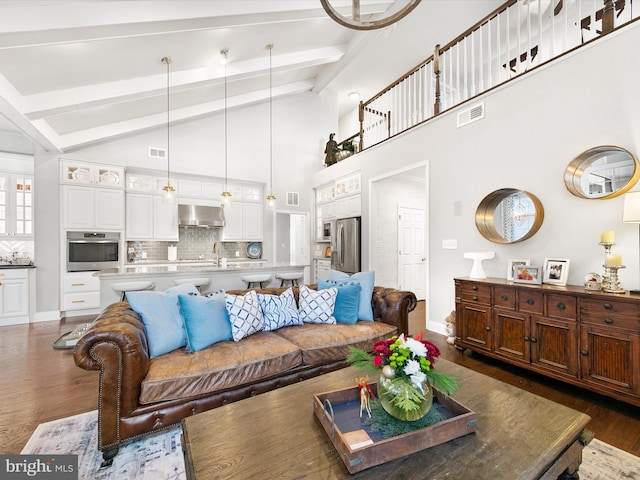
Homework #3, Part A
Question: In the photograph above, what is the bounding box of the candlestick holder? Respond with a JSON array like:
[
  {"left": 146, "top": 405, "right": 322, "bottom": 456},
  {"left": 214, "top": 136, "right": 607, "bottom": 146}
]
[
  {"left": 599, "top": 242, "right": 614, "bottom": 290},
  {"left": 602, "top": 264, "right": 626, "bottom": 293}
]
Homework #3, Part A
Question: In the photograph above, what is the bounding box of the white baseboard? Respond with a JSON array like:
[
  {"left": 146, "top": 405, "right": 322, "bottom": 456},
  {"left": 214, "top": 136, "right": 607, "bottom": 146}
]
[
  {"left": 32, "top": 310, "right": 61, "bottom": 323},
  {"left": 427, "top": 321, "right": 446, "bottom": 336}
]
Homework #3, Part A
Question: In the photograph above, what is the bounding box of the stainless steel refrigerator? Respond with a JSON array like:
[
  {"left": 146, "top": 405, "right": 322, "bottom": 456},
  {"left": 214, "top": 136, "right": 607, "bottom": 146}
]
[{"left": 331, "top": 217, "right": 361, "bottom": 274}]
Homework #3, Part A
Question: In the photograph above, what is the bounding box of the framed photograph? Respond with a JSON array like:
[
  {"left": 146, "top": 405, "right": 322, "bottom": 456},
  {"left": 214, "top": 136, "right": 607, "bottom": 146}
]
[
  {"left": 507, "top": 259, "right": 530, "bottom": 281},
  {"left": 543, "top": 258, "right": 571, "bottom": 286},
  {"left": 512, "top": 265, "right": 543, "bottom": 284}
]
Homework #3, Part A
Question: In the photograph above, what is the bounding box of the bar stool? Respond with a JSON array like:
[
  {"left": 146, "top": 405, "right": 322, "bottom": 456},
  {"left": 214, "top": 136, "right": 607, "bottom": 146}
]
[
  {"left": 241, "top": 274, "right": 272, "bottom": 289},
  {"left": 275, "top": 272, "right": 303, "bottom": 287},
  {"left": 174, "top": 278, "right": 210, "bottom": 294},
  {"left": 111, "top": 280, "right": 155, "bottom": 301}
]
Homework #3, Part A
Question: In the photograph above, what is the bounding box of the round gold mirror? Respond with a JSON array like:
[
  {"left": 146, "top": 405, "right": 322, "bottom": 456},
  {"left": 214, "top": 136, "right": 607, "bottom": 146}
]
[
  {"left": 564, "top": 145, "right": 640, "bottom": 199},
  {"left": 475, "top": 189, "right": 544, "bottom": 244}
]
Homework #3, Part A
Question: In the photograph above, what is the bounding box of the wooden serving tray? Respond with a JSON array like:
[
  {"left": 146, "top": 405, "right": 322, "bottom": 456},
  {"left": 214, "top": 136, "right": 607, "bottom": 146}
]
[{"left": 313, "top": 384, "right": 477, "bottom": 474}]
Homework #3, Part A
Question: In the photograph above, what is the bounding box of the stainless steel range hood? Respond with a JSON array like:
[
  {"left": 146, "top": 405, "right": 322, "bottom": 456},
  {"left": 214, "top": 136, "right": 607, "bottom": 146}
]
[{"left": 178, "top": 204, "right": 225, "bottom": 227}]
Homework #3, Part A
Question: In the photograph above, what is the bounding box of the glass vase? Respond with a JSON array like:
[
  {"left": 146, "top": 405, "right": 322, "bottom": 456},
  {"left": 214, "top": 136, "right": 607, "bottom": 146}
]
[{"left": 377, "top": 374, "right": 433, "bottom": 422}]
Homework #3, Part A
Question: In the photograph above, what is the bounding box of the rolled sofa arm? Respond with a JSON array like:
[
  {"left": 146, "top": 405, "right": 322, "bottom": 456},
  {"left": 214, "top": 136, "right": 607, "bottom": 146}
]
[
  {"left": 73, "top": 302, "right": 150, "bottom": 449},
  {"left": 372, "top": 287, "right": 417, "bottom": 335}
]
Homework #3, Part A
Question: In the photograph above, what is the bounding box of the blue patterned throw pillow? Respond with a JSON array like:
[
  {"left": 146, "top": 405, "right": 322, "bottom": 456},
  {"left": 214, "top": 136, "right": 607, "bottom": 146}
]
[
  {"left": 225, "top": 290, "right": 264, "bottom": 341},
  {"left": 298, "top": 285, "right": 337, "bottom": 324},
  {"left": 258, "top": 288, "right": 302, "bottom": 331}
]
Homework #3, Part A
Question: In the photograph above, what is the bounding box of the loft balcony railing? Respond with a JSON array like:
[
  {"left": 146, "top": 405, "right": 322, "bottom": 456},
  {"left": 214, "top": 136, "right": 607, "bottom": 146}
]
[{"left": 345, "top": 0, "right": 638, "bottom": 153}]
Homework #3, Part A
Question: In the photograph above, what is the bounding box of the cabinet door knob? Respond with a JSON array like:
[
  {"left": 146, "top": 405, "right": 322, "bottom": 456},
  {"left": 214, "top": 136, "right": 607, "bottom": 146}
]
[
  {"left": 472, "top": 286, "right": 478, "bottom": 291},
  {"left": 603, "top": 303, "right": 613, "bottom": 310},
  {"left": 501, "top": 295, "right": 508, "bottom": 301},
  {"left": 530, "top": 337, "right": 537, "bottom": 343},
  {"left": 604, "top": 317, "right": 613, "bottom": 324},
  {"left": 473, "top": 296, "right": 478, "bottom": 301},
  {"left": 581, "top": 350, "right": 589, "bottom": 356},
  {"left": 557, "top": 303, "right": 566, "bottom": 310},
  {"left": 524, "top": 336, "right": 530, "bottom": 342},
  {"left": 485, "top": 326, "right": 491, "bottom": 331},
  {"left": 527, "top": 299, "right": 535, "bottom": 305}
]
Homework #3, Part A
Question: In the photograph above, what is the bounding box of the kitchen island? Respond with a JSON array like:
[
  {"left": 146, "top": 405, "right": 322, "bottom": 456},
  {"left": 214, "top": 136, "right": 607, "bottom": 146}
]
[{"left": 95, "top": 261, "right": 309, "bottom": 310}]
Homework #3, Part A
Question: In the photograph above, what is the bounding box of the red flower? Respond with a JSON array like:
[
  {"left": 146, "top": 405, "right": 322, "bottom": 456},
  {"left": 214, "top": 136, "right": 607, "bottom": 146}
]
[
  {"left": 373, "top": 355, "right": 383, "bottom": 367},
  {"left": 421, "top": 340, "right": 441, "bottom": 365}
]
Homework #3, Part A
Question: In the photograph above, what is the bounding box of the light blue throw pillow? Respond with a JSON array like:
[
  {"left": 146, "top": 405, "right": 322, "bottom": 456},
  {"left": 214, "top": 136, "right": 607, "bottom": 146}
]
[
  {"left": 178, "top": 294, "right": 232, "bottom": 352},
  {"left": 225, "top": 290, "right": 265, "bottom": 341},
  {"left": 328, "top": 270, "right": 375, "bottom": 321},
  {"left": 164, "top": 283, "right": 200, "bottom": 296},
  {"left": 298, "top": 285, "right": 337, "bottom": 324},
  {"left": 258, "top": 288, "right": 302, "bottom": 331},
  {"left": 126, "top": 290, "right": 187, "bottom": 358},
  {"left": 318, "top": 279, "right": 361, "bottom": 324}
]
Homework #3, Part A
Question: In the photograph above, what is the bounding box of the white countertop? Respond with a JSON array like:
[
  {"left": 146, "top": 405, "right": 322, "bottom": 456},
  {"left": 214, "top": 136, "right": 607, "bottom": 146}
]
[{"left": 95, "top": 262, "right": 307, "bottom": 277}]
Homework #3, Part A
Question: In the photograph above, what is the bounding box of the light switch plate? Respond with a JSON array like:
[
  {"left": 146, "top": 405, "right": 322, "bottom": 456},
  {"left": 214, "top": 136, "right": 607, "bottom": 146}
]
[{"left": 442, "top": 239, "right": 457, "bottom": 249}]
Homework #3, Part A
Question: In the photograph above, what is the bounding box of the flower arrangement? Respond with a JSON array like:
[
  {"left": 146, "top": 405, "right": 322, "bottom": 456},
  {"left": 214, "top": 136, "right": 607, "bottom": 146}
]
[{"left": 348, "top": 333, "right": 458, "bottom": 417}]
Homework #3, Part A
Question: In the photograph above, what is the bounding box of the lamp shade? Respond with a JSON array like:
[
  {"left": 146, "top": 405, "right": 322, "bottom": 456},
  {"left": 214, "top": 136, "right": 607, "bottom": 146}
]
[{"left": 622, "top": 191, "right": 640, "bottom": 223}]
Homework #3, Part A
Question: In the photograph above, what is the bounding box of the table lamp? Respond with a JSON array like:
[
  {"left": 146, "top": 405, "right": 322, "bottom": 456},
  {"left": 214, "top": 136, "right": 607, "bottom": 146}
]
[{"left": 622, "top": 191, "right": 640, "bottom": 294}]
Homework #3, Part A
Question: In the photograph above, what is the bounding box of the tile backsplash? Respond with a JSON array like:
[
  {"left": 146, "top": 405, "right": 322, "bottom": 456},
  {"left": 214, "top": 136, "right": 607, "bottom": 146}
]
[
  {"left": 126, "top": 227, "right": 259, "bottom": 262},
  {"left": 0, "top": 240, "right": 34, "bottom": 263}
]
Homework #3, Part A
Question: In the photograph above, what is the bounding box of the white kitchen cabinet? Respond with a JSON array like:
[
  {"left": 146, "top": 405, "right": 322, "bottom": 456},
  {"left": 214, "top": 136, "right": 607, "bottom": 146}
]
[
  {"left": 242, "top": 185, "right": 262, "bottom": 203},
  {"left": 62, "top": 272, "right": 100, "bottom": 312},
  {"left": 125, "top": 193, "right": 178, "bottom": 240},
  {"left": 0, "top": 173, "right": 34, "bottom": 238},
  {"left": 314, "top": 258, "right": 331, "bottom": 282},
  {"left": 336, "top": 194, "right": 361, "bottom": 219},
  {"left": 62, "top": 185, "right": 125, "bottom": 230},
  {"left": 0, "top": 268, "right": 30, "bottom": 325},
  {"left": 178, "top": 179, "right": 202, "bottom": 197},
  {"left": 221, "top": 202, "right": 263, "bottom": 241},
  {"left": 335, "top": 172, "right": 361, "bottom": 198},
  {"left": 61, "top": 160, "right": 124, "bottom": 188},
  {"left": 316, "top": 183, "right": 335, "bottom": 204},
  {"left": 321, "top": 201, "right": 336, "bottom": 220}
]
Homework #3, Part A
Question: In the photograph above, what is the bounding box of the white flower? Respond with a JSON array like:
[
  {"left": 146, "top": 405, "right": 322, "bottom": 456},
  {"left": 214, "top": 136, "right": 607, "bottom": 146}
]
[
  {"left": 404, "top": 337, "right": 427, "bottom": 358},
  {"left": 404, "top": 359, "right": 421, "bottom": 376}
]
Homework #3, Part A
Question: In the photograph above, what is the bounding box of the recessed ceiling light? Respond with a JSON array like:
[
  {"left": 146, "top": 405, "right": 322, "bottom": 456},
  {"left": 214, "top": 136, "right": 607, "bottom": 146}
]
[{"left": 348, "top": 92, "right": 360, "bottom": 101}]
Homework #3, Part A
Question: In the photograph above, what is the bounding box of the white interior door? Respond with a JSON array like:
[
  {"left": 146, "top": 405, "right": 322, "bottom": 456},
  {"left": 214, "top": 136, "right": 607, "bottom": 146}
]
[
  {"left": 290, "top": 213, "right": 309, "bottom": 265},
  {"left": 398, "top": 206, "right": 425, "bottom": 300}
]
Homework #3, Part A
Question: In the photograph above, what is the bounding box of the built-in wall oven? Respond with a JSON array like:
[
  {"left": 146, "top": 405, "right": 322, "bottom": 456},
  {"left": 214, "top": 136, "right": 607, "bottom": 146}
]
[{"left": 66, "top": 231, "right": 120, "bottom": 272}]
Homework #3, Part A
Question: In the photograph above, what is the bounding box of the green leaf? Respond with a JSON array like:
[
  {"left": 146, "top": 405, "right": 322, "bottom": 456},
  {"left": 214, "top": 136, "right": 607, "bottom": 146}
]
[{"left": 427, "top": 371, "right": 459, "bottom": 397}]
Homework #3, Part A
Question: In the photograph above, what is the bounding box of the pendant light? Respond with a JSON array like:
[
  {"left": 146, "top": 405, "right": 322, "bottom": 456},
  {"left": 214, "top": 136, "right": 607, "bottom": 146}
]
[
  {"left": 161, "top": 56, "right": 176, "bottom": 203},
  {"left": 220, "top": 49, "right": 232, "bottom": 206},
  {"left": 265, "top": 43, "right": 276, "bottom": 210}
]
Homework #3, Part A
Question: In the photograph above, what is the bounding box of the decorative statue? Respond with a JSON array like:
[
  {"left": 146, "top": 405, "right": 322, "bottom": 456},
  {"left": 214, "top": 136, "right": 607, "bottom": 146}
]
[
  {"left": 324, "top": 133, "right": 338, "bottom": 166},
  {"left": 356, "top": 376, "right": 375, "bottom": 418},
  {"left": 445, "top": 310, "right": 456, "bottom": 345}
]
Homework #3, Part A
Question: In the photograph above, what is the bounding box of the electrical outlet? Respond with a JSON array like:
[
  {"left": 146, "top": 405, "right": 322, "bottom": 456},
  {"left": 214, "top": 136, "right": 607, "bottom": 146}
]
[
  {"left": 442, "top": 239, "right": 457, "bottom": 249},
  {"left": 235, "top": 251, "right": 240, "bottom": 257}
]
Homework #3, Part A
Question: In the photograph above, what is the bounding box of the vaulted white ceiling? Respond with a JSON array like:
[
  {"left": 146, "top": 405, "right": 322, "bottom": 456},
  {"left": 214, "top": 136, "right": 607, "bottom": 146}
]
[{"left": 0, "top": 0, "right": 503, "bottom": 153}]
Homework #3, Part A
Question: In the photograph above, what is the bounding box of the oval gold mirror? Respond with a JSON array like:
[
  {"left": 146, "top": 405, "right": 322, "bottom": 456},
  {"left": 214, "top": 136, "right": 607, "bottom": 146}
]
[
  {"left": 475, "top": 189, "right": 544, "bottom": 244},
  {"left": 564, "top": 145, "right": 640, "bottom": 199}
]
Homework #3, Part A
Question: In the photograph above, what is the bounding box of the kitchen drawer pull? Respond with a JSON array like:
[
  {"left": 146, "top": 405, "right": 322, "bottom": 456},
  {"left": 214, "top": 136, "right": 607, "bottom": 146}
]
[
  {"left": 604, "top": 318, "right": 613, "bottom": 324},
  {"left": 557, "top": 303, "right": 566, "bottom": 310},
  {"left": 472, "top": 286, "right": 478, "bottom": 291},
  {"left": 527, "top": 299, "right": 535, "bottom": 305},
  {"left": 473, "top": 296, "right": 478, "bottom": 301},
  {"left": 71, "top": 300, "right": 85, "bottom": 304},
  {"left": 603, "top": 303, "right": 613, "bottom": 310},
  {"left": 71, "top": 283, "right": 85, "bottom": 287},
  {"left": 501, "top": 295, "right": 508, "bottom": 301},
  {"left": 0, "top": 282, "right": 2, "bottom": 286}
]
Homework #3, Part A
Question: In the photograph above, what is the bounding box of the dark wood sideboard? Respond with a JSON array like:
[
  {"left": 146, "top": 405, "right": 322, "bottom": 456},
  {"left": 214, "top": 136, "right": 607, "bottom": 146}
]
[{"left": 455, "top": 277, "right": 640, "bottom": 407}]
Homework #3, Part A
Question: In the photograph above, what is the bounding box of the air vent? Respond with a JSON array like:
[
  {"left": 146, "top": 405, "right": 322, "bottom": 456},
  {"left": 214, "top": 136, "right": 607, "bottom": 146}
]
[
  {"left": 286, "top": 191, "right": 299, "bottom": 207},
  {"left": 457, "top": 102, "right": 484, "bottom": 128},
  {"left": 149, "top": 147, "right": 167, "bottom": 159}
]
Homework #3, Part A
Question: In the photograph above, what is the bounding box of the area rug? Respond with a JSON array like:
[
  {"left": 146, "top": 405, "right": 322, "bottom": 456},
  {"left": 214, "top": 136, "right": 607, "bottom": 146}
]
[{"left": 21, "top": 410, "right": 640, "bottom": 479}]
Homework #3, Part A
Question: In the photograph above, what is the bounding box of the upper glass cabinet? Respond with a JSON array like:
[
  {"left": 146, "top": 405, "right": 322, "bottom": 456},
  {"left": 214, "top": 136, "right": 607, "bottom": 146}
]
[{"left": 564, "top": 146, "right": 640, "bottom": 199}]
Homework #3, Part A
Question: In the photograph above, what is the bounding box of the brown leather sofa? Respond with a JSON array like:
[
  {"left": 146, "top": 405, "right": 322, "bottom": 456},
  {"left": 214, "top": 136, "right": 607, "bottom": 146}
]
[{"left": 73, "top": 285, "right": 416, "bottom": 466}]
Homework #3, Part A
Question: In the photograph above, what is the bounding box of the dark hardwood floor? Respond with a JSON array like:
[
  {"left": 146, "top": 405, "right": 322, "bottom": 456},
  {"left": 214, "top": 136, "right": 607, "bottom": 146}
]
[{"left": 0, "top": 301, "right": 638, "bottom": 458}]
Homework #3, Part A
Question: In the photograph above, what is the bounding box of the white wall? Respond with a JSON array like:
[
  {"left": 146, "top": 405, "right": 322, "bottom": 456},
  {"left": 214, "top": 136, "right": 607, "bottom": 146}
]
[{"left": 316, "top": 21, "right": 640, "bottom": 333}]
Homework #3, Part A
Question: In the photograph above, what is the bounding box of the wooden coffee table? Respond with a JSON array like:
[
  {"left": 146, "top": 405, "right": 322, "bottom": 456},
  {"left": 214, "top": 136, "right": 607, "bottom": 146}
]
[{"left": 182, "top": 359, "right": 591, "bottom": 479}]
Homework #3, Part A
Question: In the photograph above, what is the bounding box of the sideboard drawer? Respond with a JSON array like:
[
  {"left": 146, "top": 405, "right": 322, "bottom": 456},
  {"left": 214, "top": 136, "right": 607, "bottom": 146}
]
[
  {"left": 546, "top": 294, "right": 577, "bottom": 320},
  {"left": 493, "top": 287, "right": 516, "bottom": 310},
  {"left": 581, "top": 311, "right": 638, "bottom": 330},
  {"left": 581, "top": 298, "right": 639, "bottom": 317},
  {"left": 518, "top": 290, "right": 544, "bottom": 315}
]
